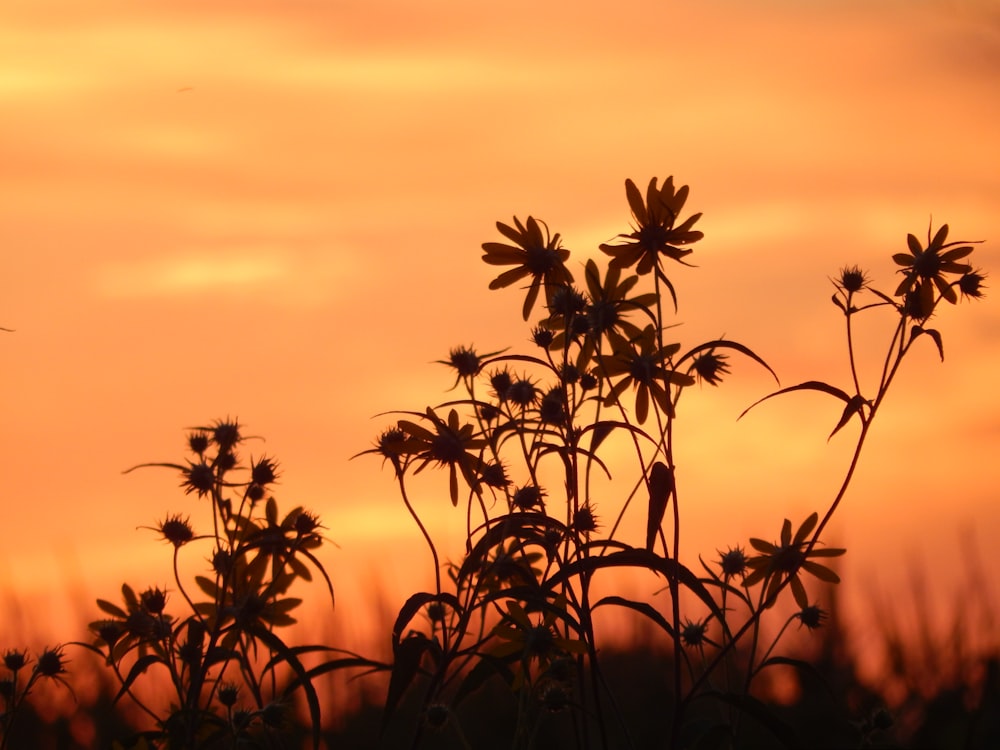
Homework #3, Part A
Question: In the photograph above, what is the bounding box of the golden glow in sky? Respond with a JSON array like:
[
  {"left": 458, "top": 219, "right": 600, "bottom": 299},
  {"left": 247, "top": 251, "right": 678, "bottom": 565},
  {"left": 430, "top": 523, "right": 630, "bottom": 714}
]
[{"left": 2, "top": 0, "right": 999, "bottom": 652}]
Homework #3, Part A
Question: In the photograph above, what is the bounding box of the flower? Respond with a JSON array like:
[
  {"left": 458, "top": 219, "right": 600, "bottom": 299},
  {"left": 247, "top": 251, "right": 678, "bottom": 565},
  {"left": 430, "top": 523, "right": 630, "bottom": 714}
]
[
  {"left": 893, "top": 224, "right": 975, "bottom": 318},
  {"left": 744, "top": 512, "right": 845, "bottom": 608},
  {"left": 188, "top": 432, "right": 210, "bottom": 455},
  {"left": 600, "top": 177, "right": 703, "bottom": 277},
  {"left": 835, "top": 265, "right": 869, "bottom": 294},
  {"left": 691, "top": 350, "right": 731, "bottom": 386},
  {"left": 482, "top": 216, "right": 574, "bottom": 320},
  {"left": 796, "top": 604, "right": 828, "bottom": 630},
  {"left": 583, "top": 259, "right": 657, "bottom": 342},
  {"left": 680, "top": 618, "right": 710, "bottom": 648},
  {"left": 598, "top": 325, "right": 694, "bottom": 423},
  {"left": 572, "top": 504, "right": 599, "bottom": 537},
  {"left": 437, "top": 345, "right": 505, "bottom": 388},
  {"left": 250, "top": 456, "right": 279, "bottom": 486},
  {"left": 34, "top": 646, "right": 68, "bottom": 678},
  {"left": 478, "top": 461, "right": 509, "bottom": 490},
  {"left": 491, "top": 599, "right": 587, "bottom": 687},
  {"left": 183, "top": 461, "right": 216, "bottom": 497},
  {"left": 717, "top": 545, "right": 748, "bottom": 580},
  {"left": 507, "top": 377, "right": 539, "bottom": 409},
  {"left": 155, "top": 514, "right": 194, "bottom": 547},
  {"left": 957, "top": 269, "right": 987, "bottom": 301},
  {"left": 512, "top": 484, "right": 545, "bottom": 510},
  {"left": 396, "top": 407, "right": 487, "bottom": 505},
  {"left": 3, "top": 649, "right": 28, "bottom": 672}
]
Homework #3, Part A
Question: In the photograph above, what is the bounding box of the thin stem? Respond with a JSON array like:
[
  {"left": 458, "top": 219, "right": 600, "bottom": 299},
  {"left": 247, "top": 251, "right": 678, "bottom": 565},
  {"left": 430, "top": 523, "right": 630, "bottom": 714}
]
[{"left": 396, "top": 472, "right": 442, "bottom": 596}]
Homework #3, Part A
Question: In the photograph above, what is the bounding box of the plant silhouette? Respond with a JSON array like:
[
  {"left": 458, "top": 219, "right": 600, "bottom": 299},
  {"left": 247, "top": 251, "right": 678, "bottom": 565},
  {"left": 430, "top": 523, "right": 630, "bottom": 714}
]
[{"left": 0, "top": 176, "right": 989, "bottom": 749}]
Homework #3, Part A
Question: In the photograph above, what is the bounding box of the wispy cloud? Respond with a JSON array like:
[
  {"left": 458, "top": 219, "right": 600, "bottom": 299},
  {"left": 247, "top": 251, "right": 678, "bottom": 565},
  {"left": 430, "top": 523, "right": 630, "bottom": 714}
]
[{"left": 93, "top": 246, "right": 358, "bottom": 307}]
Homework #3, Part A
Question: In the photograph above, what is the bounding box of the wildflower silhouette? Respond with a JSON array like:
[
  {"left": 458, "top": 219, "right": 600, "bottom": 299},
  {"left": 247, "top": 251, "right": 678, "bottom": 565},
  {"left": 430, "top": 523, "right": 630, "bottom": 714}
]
[
  {"left": 360, "top": 174, "right": 986, "bottom": 750},
  {"left": 0, "top": 646, "right": 73, "bottom": 750},
  {"left": 3, "top": 175, "right": 982, "bottom": 749},
  {"left": 482, "top": 215, "right": 574, "bottom": 320},
  {"left": 744, "top": 512, "right": 846, "bottom": 608},
  {"left": 893, "top": 223, "right": 976, "bottom": 318},
  {"left": 71, "top": 419, "right": 369, "bottom": 750}
]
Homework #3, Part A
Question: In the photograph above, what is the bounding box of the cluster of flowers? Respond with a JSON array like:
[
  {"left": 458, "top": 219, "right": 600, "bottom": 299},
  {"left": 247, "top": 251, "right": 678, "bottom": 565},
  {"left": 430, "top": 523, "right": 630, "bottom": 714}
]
[{"left": 360, "top": 177, "right": 985, "bottom": 746}]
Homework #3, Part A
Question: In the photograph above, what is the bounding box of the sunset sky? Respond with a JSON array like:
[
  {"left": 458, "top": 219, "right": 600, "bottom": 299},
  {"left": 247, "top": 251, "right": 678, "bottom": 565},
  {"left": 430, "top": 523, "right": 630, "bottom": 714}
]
[{"left": 2, "top": 0, "right": 999, "bottom": 659}]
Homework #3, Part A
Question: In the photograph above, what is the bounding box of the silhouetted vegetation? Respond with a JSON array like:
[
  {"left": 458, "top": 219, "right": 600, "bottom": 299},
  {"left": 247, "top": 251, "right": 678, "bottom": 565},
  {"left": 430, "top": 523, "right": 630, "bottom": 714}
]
[{"left": 2, "top": 177, "right": 993, "bottom": 748}]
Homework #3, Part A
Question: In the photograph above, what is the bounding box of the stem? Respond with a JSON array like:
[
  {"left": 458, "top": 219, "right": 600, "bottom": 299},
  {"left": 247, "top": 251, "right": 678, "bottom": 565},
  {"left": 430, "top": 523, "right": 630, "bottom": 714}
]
[{"left": 396, "top": 472, "right": 442, "bottom": 596}]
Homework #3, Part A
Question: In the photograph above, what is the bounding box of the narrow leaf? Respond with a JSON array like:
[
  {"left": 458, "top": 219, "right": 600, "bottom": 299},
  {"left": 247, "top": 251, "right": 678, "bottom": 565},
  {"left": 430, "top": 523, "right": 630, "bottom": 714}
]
[{"left": 739, "top": 381, "right": 851, "bottom": 421}]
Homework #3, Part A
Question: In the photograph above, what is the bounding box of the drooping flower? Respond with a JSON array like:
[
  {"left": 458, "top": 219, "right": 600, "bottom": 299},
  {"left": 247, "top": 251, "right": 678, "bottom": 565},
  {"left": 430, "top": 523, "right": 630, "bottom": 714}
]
[
  {"left": 957, "top": 269, "right": 987, "bottom": 301},
  {"left": 691, "top": 350, "right": 731, "bottom": 386},
  {"left": 795, "top": 604, "right": 828, "bottom": 630},
  {"left": 482, "top": 216, "right": 574, "bottom": 320}
]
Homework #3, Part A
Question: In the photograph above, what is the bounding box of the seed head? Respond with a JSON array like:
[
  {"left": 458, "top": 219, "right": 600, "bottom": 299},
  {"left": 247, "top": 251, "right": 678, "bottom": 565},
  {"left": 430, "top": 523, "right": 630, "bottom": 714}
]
[
  {"left": 680, "top": 619, "right": 708, "bottom": 648},
  {"left": 424, "top": 704, "right": 450, "bottom": 731},
  {"left": 718, "top": 546, "right": 748, "bottom": 580},
  {"left": 693, "top": 351, "right": 731, "bottom": 386},
  {"left": 211, "top": 419, "right": 242, "bottom": 452},
  {"left": 796, "top": 604, "right": 827, "bottom": 630},
  {"left": 3, "top": 649, "right": 28, "bottom": 672},
  {"left": 958, "top": 269, "right": 987, "bottom": 300},
  {"left": 837, "top": 265, "right": 869, "bottom": 293},
  {"left": 140, "top": 587, "right": 168, "bottom": 615},
  {"left": 218, "top": 682, "right": 239, "bottom": 707},
  {"left": 512, "top": 485, "right": 544, "bottom": 510},
  {"left": 158, "top": 514, "right": 194, "bottom": 547},
  {"left": 444, "top": 345, "right": 482, "bottom": 378},
  {"left": 184, "top": 462, "right": 215, "bottom": 496},
  {"left": 188, "top": 432, "right": 210, "bottom": 455},
  {"left": 251, "top": 456, "right": 279, "bottom": 486},
  {"left": 35, "top": 646, "right": 67, "bottom": 678},
  {"left": 531, "top": 326, "right": 554, "bottom": 349},
  {"left": 572, "top": 504, "right": 599, "bottom": 536},
  {"left": 294, "top": 511, "right": 321, "bottom": 536}
]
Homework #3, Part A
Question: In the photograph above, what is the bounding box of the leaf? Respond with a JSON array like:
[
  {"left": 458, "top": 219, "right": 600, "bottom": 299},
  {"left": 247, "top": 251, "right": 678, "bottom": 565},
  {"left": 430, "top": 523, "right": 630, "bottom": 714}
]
[
  {"left": 456, "top": 513, "right": 567, "bottom": 583},
  {"left": 910, "top": 325, "right": 945, "bottom": 361},
  {"left": 383, "top": 634, "right": 435, "bottom": 732},
  {"left": 592, "top": 595, "right": 674, "bottom": 637},
  {"left": 829, "top": 394, "right": 867, "bottom": 439},
  {"left": 194, "top": 576, "right": 219, "bottom": 599},
  {"left": 248, "top": 624, "right": 323, "bottom": 750},
  {"left": 677, "top": 339, "right": 780, "bottom": 384},
  {"left": 544, "top": 549, "right": 727, "bottom": 638},
  {"left": 391, "top": 592, "right": 463, "bottom": 645},
  {"left": 739, "top": 380, "right": 852, "bottom": 421},
  {"left": 645, "top": 462, "right": 673, "bottom": 552},
  {"left": 112, "top": 654, "right": 163, "bottom": 705},
  {"left": 793, "top": 512, "right": 818, "bottom": 545},
  {"left": 96, "top": 598, "right": 128, "bottom": 619},
  {"left": 453, "top": 654, "right": 513, "bottom": 707}
]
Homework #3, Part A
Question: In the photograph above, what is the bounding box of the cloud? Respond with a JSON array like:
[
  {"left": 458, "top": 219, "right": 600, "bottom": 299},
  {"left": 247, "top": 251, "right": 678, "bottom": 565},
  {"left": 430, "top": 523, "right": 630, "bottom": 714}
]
[{"left": 93, "top": 246, "right": 358, "bottom": 307}]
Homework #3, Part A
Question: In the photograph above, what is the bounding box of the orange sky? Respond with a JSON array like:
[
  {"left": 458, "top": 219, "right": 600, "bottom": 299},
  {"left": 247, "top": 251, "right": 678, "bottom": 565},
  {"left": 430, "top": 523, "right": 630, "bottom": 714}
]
[{"left": 2, "top": 0, "right": 999, "bottom": 661}]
